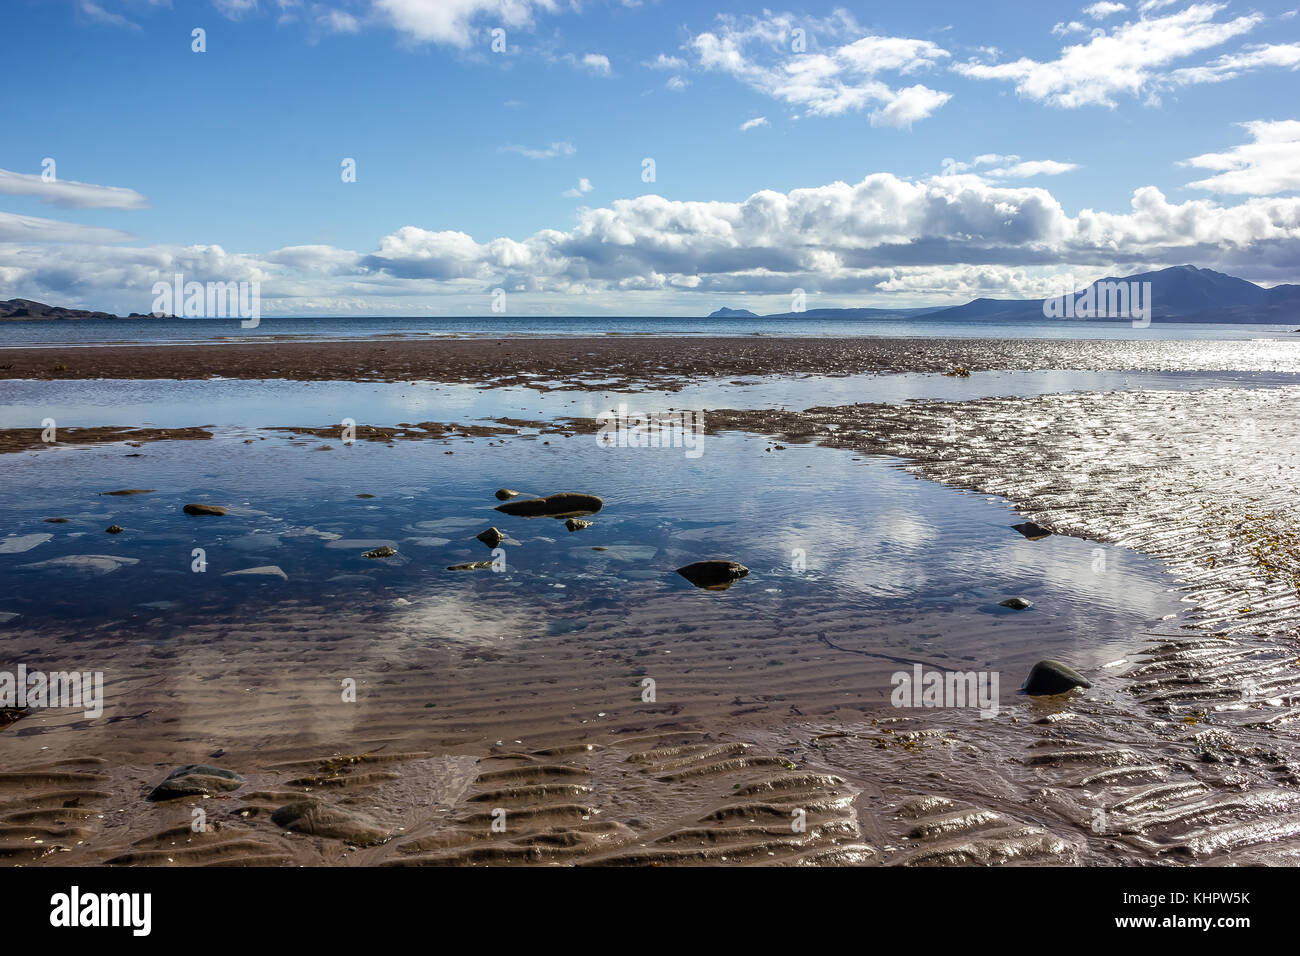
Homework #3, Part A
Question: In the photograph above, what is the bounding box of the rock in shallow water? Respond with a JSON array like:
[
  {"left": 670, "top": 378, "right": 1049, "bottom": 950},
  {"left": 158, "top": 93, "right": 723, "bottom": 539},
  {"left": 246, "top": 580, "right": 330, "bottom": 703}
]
[
  {"left": 676, "top": 560, "right": 749, "bottom": 590},
  {"left": 148, "top": 764, "right": 244, "bottom": 801},
  {"left": 183, "top": 503, "right": 227, "bottom": 516},
  {"left": 476, "top": 527, "right": 504, "bottom": 548},
  {"left": 363, "top": 545, "right": 397, "bottom": 558},
  {"left": 447, "top": 560, "right": 495, "bottom": 571},
  {"left": 495, "top": 492, "right": 603, "bottom": 518},
  {"left": 494, "top": 488, "right": 521, "bottom": 501},
  {"left": 223, "top": 565, "right": 288, "bottom": 580},
  {"left": 1012, "top": 521, "right": 1052, "bottom": 540},
  {"left": 1022, "top": 659, "right": 1091, "bottom": 696},
  {"left": 270, "top": 799, "right": 390, "bottom": 844},
  {"left": 105, "top": 525, "right": 124, "bottom": 534},
  {"left": 999, "top": 597, "right": 1033, "bottom": 610},
  {"left": 565, "top": 518, "right": 592, "bottom": 532}
]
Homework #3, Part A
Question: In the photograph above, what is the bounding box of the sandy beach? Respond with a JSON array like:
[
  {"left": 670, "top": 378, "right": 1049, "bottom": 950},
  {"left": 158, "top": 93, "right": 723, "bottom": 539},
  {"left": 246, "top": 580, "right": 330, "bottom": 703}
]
[{"left": 3, "top": 335, "right": 1299, "bottom": 866}]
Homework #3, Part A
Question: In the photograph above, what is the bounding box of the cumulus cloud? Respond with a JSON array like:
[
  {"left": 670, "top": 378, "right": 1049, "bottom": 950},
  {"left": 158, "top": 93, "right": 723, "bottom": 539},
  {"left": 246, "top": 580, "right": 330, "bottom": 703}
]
[
  {"left": 1083, "top": 2, "right": 1127, "bottom": 20},
  {"left": 0, "top": 168, "right": 148, "bottom": 210},
  {"left": 573, "top": 52, "right": 611, "bottom": 75},
  {"left": 1182, "top": 120, "right": 1300, "bottom": 194},
  {"left": 6, "top": 169, "right": 1300, "bottom": 312},
  {"left": 684, "top": 11, "right": 952, "bottom": 127},
  {"left": 562, "top": 177, "right": 594, "bottom": 198},
  {"left": 373, "top": 0, "right": 561, "bottom": 47},
  {"left": 956, "top": 3, "right": 1264, "bottom": 108},
  {"left": 739, "top": 116, "right": 769, "bottom": 131}
]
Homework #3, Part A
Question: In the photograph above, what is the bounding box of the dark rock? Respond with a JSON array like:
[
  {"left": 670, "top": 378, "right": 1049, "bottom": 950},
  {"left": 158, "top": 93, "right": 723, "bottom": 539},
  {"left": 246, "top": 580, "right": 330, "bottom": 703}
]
[
  {"left": 363, "top": 545, "right": 397, "bottom": 558},
  {"left": 1022, "top": 660, "right": 1091, "bottom": 696},
  {"left": 147, "top": 764, "right": 244, "bottom": 801},
  {"left": 447, "top": 560, "right": 495, "bottom": 571},
  {"left": 43, "top": 518, "right": 69, "bottom": 523},
  {"left": 105, "top": 525, "right": 124, "bottom": 534},
  {"left": 565, "top": 518, "right": 592, "bottom": 532},
  {"left": 676, "top": 560, "right": 750, "bottom": 590},
  {"left": 494, "top": 488, "right": 521, "bottom": 501},
  {"left": 356, "top": 493, "right": 375, "bottom": 499},
  {"left": 1012, "top": 521, "right": 1051, "bottom": 540},
  {"left": 183, "top": 503, "right": 227, "bottom": 516},
  {"left": 495, "top": 492, "right": 603, "bottom": 518},
  {"left": 270, "top": 799, "right": 390, "bottom": 844},
  {"left": 99, "top": 489, "right": 155, "bottom": 497},
  {"left": 476, "top": 527, "right": 504, "bottom": 548},
  {"left": 999, "top": 597, "right": 1033, "bottom": 610}
]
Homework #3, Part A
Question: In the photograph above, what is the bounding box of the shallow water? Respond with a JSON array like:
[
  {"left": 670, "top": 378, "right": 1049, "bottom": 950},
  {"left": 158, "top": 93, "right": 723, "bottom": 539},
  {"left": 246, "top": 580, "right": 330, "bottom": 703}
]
[
  {"left": 0, "top": 427, "right": 1175, "bottom": 713},
  {"left": 5, "top": 368, "right": 1300, "bottom": 429}
]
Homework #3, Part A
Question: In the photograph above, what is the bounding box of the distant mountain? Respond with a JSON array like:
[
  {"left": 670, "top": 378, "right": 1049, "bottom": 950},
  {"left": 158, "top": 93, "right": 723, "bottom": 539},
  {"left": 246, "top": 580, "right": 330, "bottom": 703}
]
[
  {"left": 0, "top": 298, "right": 167, "bottom": 321},
  {"left": 707, "top": 307, "right": 760, "bottom": 318},
  {"left": 706, "top": 266, "right": 1300, "bottom": 325},
  {"left": 924, "top": 266, "right": 1300, "bottom": 324}
]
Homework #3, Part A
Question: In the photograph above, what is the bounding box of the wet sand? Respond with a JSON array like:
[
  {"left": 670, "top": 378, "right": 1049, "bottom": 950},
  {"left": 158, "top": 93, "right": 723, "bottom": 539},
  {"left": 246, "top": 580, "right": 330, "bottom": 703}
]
[
  {"left": 4, "top": 334, "right": 1300, "bottom": 391},
  {"left": 4, "top": 340, "right": 1300, "bottom": 866}
]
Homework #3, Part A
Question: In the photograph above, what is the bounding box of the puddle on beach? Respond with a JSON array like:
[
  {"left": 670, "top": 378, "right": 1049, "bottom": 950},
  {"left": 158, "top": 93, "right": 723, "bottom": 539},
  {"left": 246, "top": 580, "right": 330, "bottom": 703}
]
[{"left": 1, "top": 425, "right": 1177, "bottom": 717}]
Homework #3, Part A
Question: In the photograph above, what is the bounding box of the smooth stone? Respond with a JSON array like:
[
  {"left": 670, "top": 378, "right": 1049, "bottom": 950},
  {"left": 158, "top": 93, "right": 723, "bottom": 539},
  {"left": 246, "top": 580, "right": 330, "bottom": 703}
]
[
  {"left": 223, "top": 565, "right": 288, "bottom": 580},
  {"left": 105, "top": 525, "right": 124, "bottom": 534},
  {"left": 494, "top": 488, "right": 521, "bottom": 500},
  {"left": 999, "top": 597, "right": 1033, "bottom": 610},
  {"left": 99, "top": 489, "right": 155, "bottom": 496},
  {"left": 183, "top": 503, "right": 228, "bottom": 516},
  {"left": 43, "top": 518, "right": 69, "bottom": 523},
  {"left": 0, "top": 533, "right": 53, "bottom": 554},
  {"left": 1022, "top": 659, "right": 1091, "bottom": 696},
  {"left": 19, "top": 554, "right": 138, "bottom": 574},
  {"left": 447, "top": 560, "right": 495, "bottom": 571},
  {"left": 565, "top": 519, "right": 592, "bottom": 532},
  {"left": 147, "top": 764, "right": 244, "bottom": 801},
  {"left": 363, "top": 545, "right": 397, "bottom": 559},
  {"left": 270, "top": 799, "right": 390, "bottom": 845},
  {"left": 1012, "top": 521, "right": 1052, "bottom": 540},
  {"left": 676, "top": 560, "right": 750, "bottom": 590},
  {"left": 476, "top": 527, "right": 505, "bottom": 548},
  {"left": 495, "top": 492, "right": 603, "bottom": 518}
]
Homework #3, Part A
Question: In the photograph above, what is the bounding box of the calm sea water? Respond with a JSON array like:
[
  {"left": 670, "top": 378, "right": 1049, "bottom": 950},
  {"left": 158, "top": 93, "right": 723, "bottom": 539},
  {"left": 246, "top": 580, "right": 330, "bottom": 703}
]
[{"left": 2, "top": 314, "right": 1296, "bottom": 347}]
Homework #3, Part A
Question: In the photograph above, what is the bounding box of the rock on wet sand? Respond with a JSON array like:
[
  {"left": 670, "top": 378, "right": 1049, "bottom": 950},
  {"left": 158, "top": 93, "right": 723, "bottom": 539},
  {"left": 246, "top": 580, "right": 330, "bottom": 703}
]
[
  {"left": 1022, "top": 659, "right": 1091, "bottom": 696},
  {"left": 147, "top": 764, "right": 244, "bottom": 801},
  {"left": 676, "top": 560, "right": 750, "bottom": 590},
  {"left": 270, "top": 799, "right": 390, "bottom": 845}
]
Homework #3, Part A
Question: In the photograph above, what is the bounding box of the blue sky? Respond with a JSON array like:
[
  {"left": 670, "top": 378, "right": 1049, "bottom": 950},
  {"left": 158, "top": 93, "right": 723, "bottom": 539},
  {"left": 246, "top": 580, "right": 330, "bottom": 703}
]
[{"left": 2, "top": 0, "right": 1299, "bottom": 315}]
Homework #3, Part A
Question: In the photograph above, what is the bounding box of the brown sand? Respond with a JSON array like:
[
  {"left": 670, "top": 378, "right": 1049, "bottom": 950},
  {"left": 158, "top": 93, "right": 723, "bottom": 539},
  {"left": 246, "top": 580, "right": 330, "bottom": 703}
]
[{"left": 4, "top": 334, "right": 1300, "bottom": 390}]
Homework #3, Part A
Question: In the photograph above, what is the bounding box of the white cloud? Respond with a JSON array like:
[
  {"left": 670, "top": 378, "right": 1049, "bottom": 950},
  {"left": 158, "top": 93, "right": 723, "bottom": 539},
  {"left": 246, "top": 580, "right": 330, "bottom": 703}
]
[
  {"left": 562, "top": 177, "right": 594, "bottom": 198},
  {"left": 644, "top": 53, "right": 686, "bottom": 70},
  {"left": 0, "top": 168, "right": 148, "bottom": 210},
  {"left": 941, "top": 155, "right": 1079, "bottom": 178},
  {"left": 500, "top": 141, "right": 575, "bottom": 159},
  {"left": 79, "top": 1, "right": 140, "bottom": 30},
  {"left": 957, "top": 3, "right": 1264, "bottom": 108},
  {"left": 1182, "top": 120, "right": 1300, "bottom": 194},
  {"left": 739, "top": 116, "right": 769, "bottom": 131},
  {"left": 214, "top": 0, "right": 260, "bottom": 20},
  {"left": 0, "top": 211, "right": 133, "bottom": 243},
  {"left": 1169, "top": 42, "right": 1300, "bottom": 85},
  {"left": 688, "top": 11, "right": 952, "bottom": 127},
  {"left": 665, "top": 75, "right": 689, "bottom": 91},
  {"left": 373, "top": 0, "right": 560, "bottom": 47},
  {"left": 577, "top": 52, "right": 611, "bottom": 75},
  {"left": 6, "top": 168, "right": 1300, "bottom": 311},
  {"left": 318, "top": 9, "right": 360, "bottom": 33},
  {"left": 1083, "top": 2, "right": 1127, "bottom": 20},
  {"left": 1051, "top": 21, "right": 1088, "bottom": 37}
]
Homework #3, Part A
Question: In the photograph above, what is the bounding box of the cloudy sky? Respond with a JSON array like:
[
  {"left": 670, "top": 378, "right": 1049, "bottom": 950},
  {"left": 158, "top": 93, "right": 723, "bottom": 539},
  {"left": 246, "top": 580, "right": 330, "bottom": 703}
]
[{"left": 2, "top": 0, "right": 1299, "bottom": 316}]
